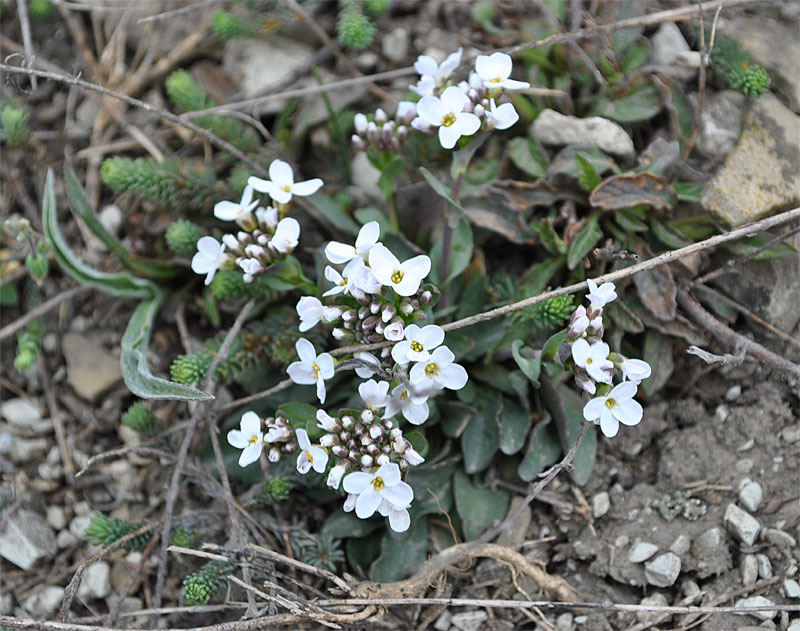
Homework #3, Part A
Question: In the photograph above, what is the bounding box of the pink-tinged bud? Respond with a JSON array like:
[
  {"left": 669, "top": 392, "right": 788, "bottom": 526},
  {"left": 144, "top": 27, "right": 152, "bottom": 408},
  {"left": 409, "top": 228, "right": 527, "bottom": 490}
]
[
  {"left": 361, "top": 409, "right": 374, "bottom": 423},
  {"left": 366, "top": 121, "right": 379, "bottom": 141},
  {"left": 360, "top": 454, "right": 374, "bottom": 468},
  {"left": 332, "top": 445, "right": 348, "bottom": 458},
  {"left": 341, "top": 415, "right": 355, "bottom": 429},
  {"left": 404, "top": 445, "right": 425, "bottom": 466},
  {"left": 339, "top": 431, "right": 351, "bottom": 442},
  {"left": 351, "top": 134, "right": 366, "bottom": 151},
  {"left": 366, "top": 443, "right": 378, "bottom": 455},
  {"left": 362, "top": 316, "right": 379, "bottom": 331},
  {"left": 474, "top": 104, "right": 485, "bottom": 117},
  {"left": 381, "top": 444, "right": 392, "bottom": 454},
  {"left": 382, "top": 418, "right": 394, "bottom": 431},
  {"left": 468, "top": 88, "right": 480, "bottom": 102},
  {"left": 382, "top": 304, "right": 396, "bottom": 322},
  {"left": 360, "top": 434, "right": 372, "bottom": 447},
  {"left": 390, "top": 427, "right": 403, "bottom": 441},
  {"left": 369, "top": 424, "right": 384, "bottom": 439},
  {"left": 320, "top": 434, "right": 338, "bottom": 447},
  {"left": 411, "top": 117, "right": 432, "bottom": 134},
  {"left": 376, "top": 454, "right": 390, "bottom": 466},
  {"left": 343, "top": 493, "right": 356, "bottom": 512},
  {"left": 399, "top": 459, "right": 409, "bottom": 471},
  {"left": 396, "top": 101, "right": 416, "bottom": 123},
  {"left": 348, "top": 449, "right": 359, "bottom": 461},
  {"left": 419, "top": 291, "right": 433, "bottom": 305},
  {"left": 393, "top": 439, "right": 406, "bottom": 454},
  {"left": 353, "top": 422, "right": 365, "bottom": 436},
  {"left": 268, "top": 448, "right": 281, "bottom": 462},
  {"left": 342, "top": 309, "right": 357, "bottom": 323},
  {"left": 332, "top": 328, "right": 346, "bottom": 340},
  {"left": 397, "top": 125, "right": 408, "bottom": 141},
  {"left": 384, "top": 318, "right": 404, "bottom": 341}
]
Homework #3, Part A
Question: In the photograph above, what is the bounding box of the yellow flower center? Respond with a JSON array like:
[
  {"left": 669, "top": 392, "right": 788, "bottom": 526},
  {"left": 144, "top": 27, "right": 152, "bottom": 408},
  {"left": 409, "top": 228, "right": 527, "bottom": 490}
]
[
  {"left": 400, "top": 390, "right": 408, "bottom": 400},
  {"left": 410, "top": 341, "right": 423, "bottom": 352},
  {"left": 586, "top": 357, "right": 593, "bottom": 365},
  {"left": 312, "top": 363, "right": 320, "bottom": 379},
  {"left": 305, "top": 449, "right": 313, "bottom": 463},
  {"left": 425, "top": 363, "right": 439, "bottom": 379},
  {"left": 372, "top": 476, "right": 385, "bottom": 491},
  {"left": 605, "top": 398, "right": 616, "bottom": 409},
  {"left": 441, "top": 113, "right": 456, "bottom": 127},
  {"left": 248, "top": 435, "right": 260, "bottom": 445},
  {"left": 391, "top": 269, "right": 404, "bottom": 284},
  {"left": 490, "top": 76, "right": 502, "bottom": 83},
  {"left": 282, "top": 184, "right": 291, "bottom": 192}
]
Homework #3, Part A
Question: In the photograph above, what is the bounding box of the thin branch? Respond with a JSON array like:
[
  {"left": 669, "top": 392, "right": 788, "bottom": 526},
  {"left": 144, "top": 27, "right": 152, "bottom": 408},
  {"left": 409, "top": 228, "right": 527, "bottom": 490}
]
[
  {"left": 0, "top": 286, "right": 89, "bottom": 341},
  {"left": 216, "top": 378, "right": 294, "bottom": 416},
  {"left": 14, "top": 0, "right": 37, "bottom": 89},
  {"left": 686, "top": 345, "right": 745, "bottom": 365},
  {"left": 136, "top": 0, "right": 222, "bottom": 23}
]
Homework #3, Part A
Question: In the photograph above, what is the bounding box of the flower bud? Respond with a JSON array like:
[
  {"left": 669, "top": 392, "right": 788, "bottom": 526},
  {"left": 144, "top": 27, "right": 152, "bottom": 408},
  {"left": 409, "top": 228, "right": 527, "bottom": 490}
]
[
  {"left": 366, "top": 121, "right": 379, "bottom": 142},
  {"left": 474, "top": 104, "right": 485, "bottom": 117},
  {"left": 360, "top": 433, "right": 372, "bottom": 446},
  {"left": 341, "top": 415, "right": 355, "bottom": 430},
  {"left": 399, "top": 459, "right": 409, "bottom": 471},
  {"left": 397, "top": 125, "right": 408, "bottom": 141},
  {"left": 384, "top": 318, "right": 404, "bottom": 341},
  {"left": 332, "top": 445, "right": 348, "bottom": 458},
  {"left": 354, "top": 113, "right": 368, "bottom": 135},
  {"left": 390, "top": 427, "right": 403, "bottom": 441},
  {"left": 404, "top": 446, "right": 425, "bottom": 466},
  {"left": 320, "top": 434, "right": 338, "bottom": 447},
  {"left": 268, "top": 448, "right": 281, "bottom": 462},
  {"left": 411, "top": 116, "right": 431, "bottom": 133},
  {"left": 366, "top": 443, "right": 379, "bottom": 455},
  {"left": 343, "top": 493, "right": 356, "bottom": 512},
  {"left": 353, "top": 422, "right": 365, "bottom": 436},
  {"left": 332, "top": 327, "right": 347, "bottom": 340},
  {"left": 360, "top": 454, "right": 374, "bottom": 468},
  {"left": 362, "top": 315, "right": 379, "bottom": 331},
  {"left": 256, "top": 233, "right": 269, "bottom": 245},
  {"left": 396, "top": 101, "right": 416, "bottom": 123},
  {"left": 376, "top": 454, "right": 390, "bottom": 466},
  {"left": 400, "top": 300, "right": 414, "bottom": 316},
  {"left": 348, "top": 449, "right": 359, "bottom": 461},
  {"left": 419, "top": 290, "right": 433, "bottom": 305},
  {"left": 351, "top": 134, "right": 366, "bottom": 151},
  {"left": 339, "top": 430, "right": 351, "bottom": 442},
  {"left": 361, "top": 409, "right": 374, "bottom": 423},
  {"left": 382, "top": 122, "right": 394, "bottom": 145},
  {"left": 375, "top": 108, "right": 388, "bottom": 124},
  {"left": 381, "top": 444, "right": 391, "bottom": 454},
  {"left": 327, "top": 462, "right": 348, "bottom": 489},
  {"left": 468, "top": 88, "right": 479, "bottom": 102},
  {"left": 381, "top": 303, "right": 396, "bottom": 322},
  {"left": 342, "top": 309, "right": 357, "bottom": 323},
  {"left": 358, "top": 306, "right": 369, "bottom": 320},
  {"left": 369, "top": 424, "right": 384, "bottom": 439},
  {"left": 382, "top": 418, "right": 394, "bottom": 431},
  {"left": 392, "top": 439, "right": 406, "bottom": 454}
]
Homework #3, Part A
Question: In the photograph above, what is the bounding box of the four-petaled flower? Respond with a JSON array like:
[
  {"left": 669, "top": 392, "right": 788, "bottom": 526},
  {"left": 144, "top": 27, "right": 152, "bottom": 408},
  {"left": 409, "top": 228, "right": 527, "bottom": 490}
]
[
  {"left": 369, "top": 244, "right": 431, "bottom": 296},
  {"left": 583, "top": 381, "right": 643, "bottom": 438},
  {"left": 226, "top": 411, "right": 263, "bottom": 467},
  {"left": 248, "top": 159, "right": 323, "bottom": 204},
  {"left": 296, "top": 296, "right": 341, "bottom": 332},
  {"left": 416, "top": 86, "right": 481, "bottom": 150},
  {"left": 295, "top": 428, "right": 329, "bottom": 474},
  {"left": 270, "top": 217, "right": 300, "bottom": 254},
  {"left": 342, "top": 462, "right": 414, "bottom": 521},
  {"left": 485, "top": 98, "right": 519, "bottom": 130},
  {"left": 287, "top": 338, "right": 335, "bottom": 403},
  {"left": 358, "top": 379, "right": 390, "bottom": 410},
  {"left": 191, "top": 236, "right": 227, "bottom": 285},
  {"left": 324, "top": 221, "right": 381, "bottom": 265},
  {"left": 586, "top": 279, "right": 617, "bottom": 309},
  {"left": 413, "top": 48, "right": 462, "bottom": 86},
  {"left": 621, "top": 358, "right": 652, "bottom": 385},
  {"left": 214, "top": 185, "right": 258, "bottom": 222},
  {"left": 391, "top": 324, "right": 444, "bottom": 365},
  {"left": 475, "top": 52, "right": 530, "bottom": 91},
  {"left": 571, "top": 339, "right": 613, "bottom": 384},
  {"left": 409, "top": 346, "right": 468, "bottom": 391},
  {"left": 384, "top": 383, "right": 430, "bottom": 425}
]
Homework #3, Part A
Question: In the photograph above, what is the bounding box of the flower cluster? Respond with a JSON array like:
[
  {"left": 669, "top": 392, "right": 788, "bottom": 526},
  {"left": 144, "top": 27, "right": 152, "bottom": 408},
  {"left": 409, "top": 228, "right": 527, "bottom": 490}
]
[
  {"left": 351, "top": 49, "right": 529, "bottom": 152},
  {"left": 191, "top": 159, "right": 321, "bottom": 285},
  {"left": 566, "top": 280, "right": 651, "bottom": 438},
  {"left": 228, "top": 220, "right": 467, "bottom": 532}
]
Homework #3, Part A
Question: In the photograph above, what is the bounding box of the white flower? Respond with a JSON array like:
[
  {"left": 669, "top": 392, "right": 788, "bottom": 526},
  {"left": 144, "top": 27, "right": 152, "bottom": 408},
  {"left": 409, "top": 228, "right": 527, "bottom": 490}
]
[
  {"left": 414, "top": 48, "right": 462, "bottom": 84},
  {"left": 226, "top": 411, "right": 263, "bottom": 467},
  {"left": 586, "top": 278, "right": 617, "bottom": 309},
  {"left": 347, "top": 258, "right": 382, "bottom": 295},
  {"left": 569, "top": 305, "right": 591, "bottom": 337},
  {"left": 571, "top": 339, "right": 614, "bottom": 384},
  {"left": 409, "top": 346, "right": 468, "bottom": 391},
  {"left": 239, "top": 258, "right": 263, "bottom": 283},
  {"left": 248, "top": 159, "right": 323, "bottom": 204},
  {"left": 256, "top": 206, "right": 279, "bottom": 231},
  {"left": 354, "top": 352, "right": 381, "bottom": 379},
  {"left": 475, "top": 52, "right": 530, "bottom": 90},
  {"left": 214, "top": 185, "right": 258, "bottom": 221},
  {"left": 621, "top": 358, "right": 652, "bottom": 385},
  {"left": 391, "top": 324, "right": 445, "bottom": 365},
  {"left": 322, "top": 265, "right": 351, "bottom": 297},
  {"left": 583, "top": 381, "right": 643, "bottom": 438},
  {"left": 343, "top": 493, "right": 357, "bottom": 512},
  {"left": 383, "top": 320, "right": 404, "bottom": 342},
  {"left": 354, "top": 112, "right": 368, "bottom": 134},
  {"left": 296, "top": 297, "right": 341, "bottom": 332},
  {"left": 359, "top": 379, "right": 390, "bottom": 410},
  {"left": 324, "top": 221, "right": 381, "bottom": 265},
  {"left": 295, "top": 428, "right": 328, "bottom": 474},
  {"left": 411, "top": 116, "right": 432, "bottom": 133},
  {"left": 287, "top": 338, "right": 335, "bottom": 403},
  {"left": 485, "top": 98, "right": 519, "bottom": 130},
  {"left": 191, "top": 236, "right": 227, "bottom": 285},
  {"left": 368, "top": 244, "right": 431, "bottom": 296},
  {"left": 326, "top": 462, "right": 348, "bottom": 490},
  {"left": 409, "top": 75, "right": 436, "bottom": 97},
  {"left": 316, "top": 409, "right": 340, "bottom": 432},
  {"left": 416, "top": 86, "right": 481, "bottom": 150},
  {"left": 378, "top": 498, "right": 411, "bottom": 533},
  {"left": 270, "top": 217, "right": 300, "bottom": 254},
  {"left": 342, "top": 462, "right": 414, "bottom": 519},
  {"left": 384, "top": 383, "right": 430, "bottom": 425}
]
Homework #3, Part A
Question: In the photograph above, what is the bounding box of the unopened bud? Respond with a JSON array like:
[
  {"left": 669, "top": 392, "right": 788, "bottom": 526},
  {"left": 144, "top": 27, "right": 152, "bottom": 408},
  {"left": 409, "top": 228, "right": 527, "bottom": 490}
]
[
  {"left": 351, "top": 134, "right": 366, "bottom": 151},
  {"left": 376, "top": 454, "right": 390, "bottom": 466},
  {"left": 375, "top": 108, "right": 388, "bottom": 124},
  {"left": 390, "top": 427, "right": 403, "bottom": 441},
  {"left": 342, "top": 309, "right": 357, "bottom": 323},
  {"left": 360, "top": 454, "right": 374, "bottom": 468},
  {"left": 268, "top": 448, "right": 280, "bottom": 462},
  {"left": 341, "top": 415, "right": 355, "bottom": 429},
  {"left": 381, "top": 303, "right": 396, "bottom": 322},
  {"left": 320, "top": 434, "right": 338, "bottom": 447},
  {"left": 369, "top": 424, "right": 383, "bottom": 439},
  {"left": 399, "top": 459, "right": 410, "bottom": 471},
  {"left": 366, "top": 121, "right": 379, "bottom": 141},
  {"left": 474, "top": 104, "right": 485, "bottom": 117},
  {"left": 361, "top": 409, "right": 374, "bottom": 423},
  {"left": 382, "top": 418, "right": 394, "bottom": 431},
  {"left": 366, "top": 443, "right": 379, "bottom": 455},
  {"left": 354, "top": 112, "right": 368, "bottom": 134},
  {"left": 420, "top": 290, "right": 433, "bottom": 305},
  {"left": 332, "top": 445, "right": 348, "bottom": 458},
  {"left": 397, "top": 125, "right": 408, "bottom": 141},
  {"left": 353, "top": 422, "right": 365, "bottom": 436}
]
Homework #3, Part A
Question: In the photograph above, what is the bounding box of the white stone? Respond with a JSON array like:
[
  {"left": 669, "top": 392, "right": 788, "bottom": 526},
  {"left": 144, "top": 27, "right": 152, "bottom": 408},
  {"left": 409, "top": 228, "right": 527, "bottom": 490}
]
[
  {"left": 99, "top": 205, "right": 123, "bottom": 236},
  {"left": 725, "top": 384, "right": 742, "bottom": 401},
  {"left": 38, "top": 462, "right": 63, "bottom": 480},
  {"left": 555, "top": 612, "right": 574, "bottom": 631},
  {"left": 675, "top": 51, "right": 702, "bottom": 68},
  {"left": 62, "top": 333, "right": 122, "bottom": 400},
  {"left": 70, "top": 514, "right": 93, "bottom": 540},
  {"left": 433, "top": 610, "right": 452, "bottom": 631},
  {"left": 351, "top": 151, "right": 382, "bottom": 201},
  {"left": 450, "top": 611, "right": 489, "bottom": 631},
  {"left": 592, "top": 492, "right": 610, "bottom": 518},
  {"left": 783, "top": 425, "right": 800, "bottom": 443},
  {"left": 22, "top": 585, "right": 64, "bottom": 619},
  {"left": 57, "top": 530, "right": 79, "bottom": 549},
  {"left": 755, "top": 553, "right": 772, "bottom": 579},
  {"left": 790, "top": 619, "right": 800, "bottom": 631},
  {"left": 739, "top": 481, "right": 763, "bottom": 513},
  {"left": 733, "top": 596, "right": 776, "bottom": 621},
  {"left": 0, "top": 398, "right": 43, "bottom": 427},
  {"left": 223, "top": 36, "right": 315, "bottom": 99},
  {"left": 762, "top": 527, "right": 796, "bottom": 548},
  {"left": 46, "top": 506, "right": 67, "bottom": 531},
  {"left": 637, "top": 592, "right": 669, "bottom": 623},
  {"left": 644, "top": 553, "right": 681, "bottom": 587},
  {"left": 77, "top": 562, "right": 112, "bottom": 600},
  {"left": 741, "top": 554, "right": 758, "bottom": 586},
  {"left": 670, "top": 534, "right": 691, "bottom": 556},
  {"left": 382, "top": 27, "right": 409, "bottom": 61},
  {"left": 650, "top": 23, "right": 690, "bottom": 66},
  {"left": 10, "top": 437, "right": 49, "bottom": 463},
  {"left": 629, "top": 542, "right": 659, "bottom": 563},
  {"left": 533, "top": 109, "right": 635, "bottom": 158},
  {"left": 724, "top": 503, "right": 761, "bottom": 546},
  {"left": 0, "top": 509, "right": 57, "bottom": 570},
  {"left": 784, "top": 579, "right": 800, "bottom": 598}
]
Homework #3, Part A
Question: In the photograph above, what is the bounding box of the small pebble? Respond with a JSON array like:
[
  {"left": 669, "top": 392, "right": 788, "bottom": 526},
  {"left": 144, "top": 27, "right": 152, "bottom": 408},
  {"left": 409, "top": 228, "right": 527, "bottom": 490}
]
[
  {"left": 0, "top": 398, "right": 43, "bottom": 428},
  {"left": 682, "top": 579, "right": 702, "bottom": 601},
  {"left": 629, "top": 542, "right": 659, "bottom": 563},
  {"left": 450, "top": 610, "right": 488, "bottom": 631},
  {"left": 592, "top": 492, "right": 610, "bottom": 518},
  {"left": 739, "top": 481, "right": 763, "bottom": 512},
  {"left": 725, "top": 504, "right": 761, "bottom": 546},
  {"left": 782, "top": 425, "right": 800, "bottom": 443},
  {"left": 670, "top": 535, "right": 691, "bottom": 556},
  {"left": 733, "top": 596, "right": 776, "bottom": 621},
  {"left": 762, "top": 528, "right": 796, "bottom": 548},
  {"left": 741, "top": 554, "right": 758, "bottom": 586},
  {"left": 555, "top": 612, "right": 574, "bottom": 631},
  {"left": 46, "top": 507, "right": 67, "bottom": 531},
  {"left": 784, "top": 579, "right": 800, "bottom": 598},
  {"left": 725, "top": 384, "right": 742, "bottom": 401},
  {"left": 737, "top": 438, "right": 755, "bottom": 452},
  {"left": 736, "top": 458, "right": 754, "bottom": 474},
  {"left": 755, "top": 553, "right": 772, "bottom": 579},
  {"left": 57, "top": 530, "right": 79, "bottom": 549},
  {"left": 645, "top": 553, "right": 681, "bottom": 587}
]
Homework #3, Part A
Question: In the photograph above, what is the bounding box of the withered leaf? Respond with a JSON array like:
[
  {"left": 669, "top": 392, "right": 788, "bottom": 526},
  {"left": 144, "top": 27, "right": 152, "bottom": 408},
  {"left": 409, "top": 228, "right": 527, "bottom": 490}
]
[
  {"left": 632, "top": 249, "right": 677, "bottom": 320},
  {"left": 590, "top": 172, "right": 676, "bottom": 211}
]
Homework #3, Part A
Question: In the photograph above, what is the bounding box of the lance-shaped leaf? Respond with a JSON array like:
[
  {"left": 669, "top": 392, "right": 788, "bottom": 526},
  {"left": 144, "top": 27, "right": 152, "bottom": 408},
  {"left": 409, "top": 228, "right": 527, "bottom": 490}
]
[
  {"left": 590, "top": 172, "right": 676, "bottom": 211},
  {"left": 42, "top": 169, "right": 157, "bottom": 299},
  {"left": 122, "top": 293, "right": 213, "bottom": 400}
]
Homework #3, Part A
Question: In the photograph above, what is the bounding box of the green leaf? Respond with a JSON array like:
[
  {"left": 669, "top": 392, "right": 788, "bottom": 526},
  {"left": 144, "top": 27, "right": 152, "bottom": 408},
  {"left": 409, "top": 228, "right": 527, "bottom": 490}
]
[
  {"left": 377, "top": 156, "right": 405, "bottom": 200},
  {"left": 461, "top": 392, "right": 500, "bottom": 473},
  {"left": 722, "top": 234, "right": 797, "bottom": 261},
  {"left": 121, "top": 294, "right": 213, "bottom": 400},
  {"left": 439, "top": 400, "right": 476, "bottom": 438},
  {"left": 64, "top": 167, "right": 178, "bottom": 280},
  {"left": 419, "top": 167, "right": 462, "bottom": 210},
  {"left": 642, "top": 330, "right": 673, "bottom": 397},
  {"left": 451, "top": 133, "right": 489, "bottom": 179},
  {"left": 0, "top": 283, "right": 18, "bottom": 306},
  {"left": 499, "top": 396, "right": 532, "bottom": 455},
  {"left": 346, "top": 530, "right": 382, "bottom": 571},
  {"left": 555, "top": 384, "right": 597, "bottom": 485},
  {"left": 508, "top": 137, "right": 549, "bottom": 178},
  {"left": 547, "top": 145, "right": 619, "bottom": 179},
  {"left": 278, "top": 402, "right": 317, "bottom": 431},
  {"left": 650, "top": 219, "right": 692, "bottom": 249},
  {"left": 673, "top": 181, "right": 702, "bottom": 203},
  {"left": 370, "top": 517, "right": 429, "bottom": 581},
  {"left": 575, "top": 153, "right": 601, "bottom": 192},
  {"left": 604, "top": 300, "right": 644, "bottom": 333},
  {"left": 511, "top": 340, "right": 541, "bottom": 387},
  {"left": 518, "top": 419, "right": 560, "bottom": 481},
  {"left": 520, "top": 257, "right": 564, "bottom": 296},
  {"left": 621, "top": 36, "right": 651, "bottom": 75},
  {"left": 353, "top": 207, "right": 392, "bottom": 235},
  {"left": 596, "top": 82, "right": 661, "bottom": 123},
  {"left": 454, "top": 471, "right": 510, "bottom": 541},
  {"left": 406, "top": 459, "right": 457, "bottom": 520},
  {"left": 305, "top": 193, "right": 361, "bottom": 236},
  {"left": 42, "top": 170, "right": 157, "bottom": 299},
  {"left": 567, "top": 215, "right": 602, "bottom": 269},
  {"left": 539, "top": 217, "right": 567, "bottom": 255},
  {"left": 615, "top": 208, "right": 649, "bottom": 232},
  {"left": 259, "top": 256, "right": 314, "bottom": 293},
  {"left": 429, "top": 217, "right": 473, "bottom": 285},
  {"left": 322, "top": 510, "right": 383, "bottom": 539},
  {"left": 541, "top": 329, "right": 567, "bottom": 362}
]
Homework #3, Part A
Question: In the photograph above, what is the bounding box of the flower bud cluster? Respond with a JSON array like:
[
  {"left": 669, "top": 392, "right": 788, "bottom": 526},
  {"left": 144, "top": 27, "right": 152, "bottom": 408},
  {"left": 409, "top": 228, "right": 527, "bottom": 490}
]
[{"left": 351, "top": 104, "right": 414, "bottom": 153}]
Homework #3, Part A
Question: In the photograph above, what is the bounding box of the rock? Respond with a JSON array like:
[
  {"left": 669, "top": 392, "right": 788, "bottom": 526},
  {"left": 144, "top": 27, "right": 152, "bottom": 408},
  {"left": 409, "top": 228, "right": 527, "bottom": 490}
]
[
  {"left": 99, "top": 205, "right": 123, "bottom": 236},
  {"left": 783, "top": 425, "right": 800, "bottom": 443},
  {"left": 790, "top": 620, "right": 800, "bottom": 631},
  {"left": 42, "top": 332, "right": 58, "bottom": 353},
  {"left": 741, "top": 554, "right": 758, "bottom": 586},
  {"left": 691, "top": 527, "right": 731, "bottom": 579},
  {"left": 637, "top": 593, "right": 669, "bottom": 624},
  {"left": 755, "top": 553, "right": 772, "bottom": 579},
  {"left": 670, "top": 535, "right": 691, "bottom": 557},
  {"left": 762, "top": 527, "right": 797, "bottom": 548},
  {"left": 650, "top": 23, "right": 690, "bottom": 66},
  {"left": 784, "top": 579, "right": 800, "bottom": 598},
  {"left": 733, "top": 596, "right": 777, "bottom": 621},
  {"left": 682, "top": 579, "right": 702, "bottom": 602},
  {"left": 701, "top": 95, "right": 800, "bottom": 227},
  {"left": 592, "top": 492, "right": 610, "bottom": 518},
  {"left": 532, "top": 109, "right": 635, "bottom": 158},
  {"left": 77, "top": 562, "right": 112, "bottom": 600},
  {"left": 0, "top": 398, "right": 43, "bottom": 428},
  {"left": 729, "top": 16, "right": 800, "bottom": 112},
  {"left": 109, "top": 460, "right": 138, "bottom": 495},
  {"left": 450, "top": 610, "right": 489, "bottom": 631},
  {"left": 0, "top": 509, "right": 57, "bottom": 570},
  {"left": 22, "top": 586, "right": 65, "bottom": 619},
  {"left": 725, "top": 384, "right": 742, "bottom": 402},
  {"left": 223, "top": 36, "right": 314, "bottom": 100},
  {"left": 697, "top": 90, "right": 746, "bottom": 157},
  {"left": 57, "top": 530, "right": 79, "bottom": 549},
  {"left": 555, "top": 612, "right": 574, "bottom": 631},
  {"left": 0, "top": 591, "right": 13, "bottom": 615},
  {"left": 10, "top": 437, "right": 49, "bottom": 463},
  {"left": 433, "top": 610, "right": 452, "bottom": 631},
  {"left": 644, "top": 553, "right": 681, "bottom": 587},
  {"left": 629, "top": 542, "right": 659, "bottom": 563},
  {"left": 62, "top": 333, "right": 122, "bottom": 400},
  {"left": 69, "top": 514, "right": 93, "bottom": 540},
  {"left": 738, "top": 481, "right": 763, "bottom": 513},
  {"left": 496, "top": 496, "right": 532, "bottom": 548},
  {"left": 725, "top": 504, "right": 761, "bottom": 546},
  {"left": 46, "top": 507, "right": 67, "bottom": 531},
  {"left": 39, "top": 462, "right": 63, "bottom": 480},
  {"left": 351, "top": 152, "right": 382, "bottom": 201},
  {"left": 382, "top": 27, "right": 409, "bottom": 62}
]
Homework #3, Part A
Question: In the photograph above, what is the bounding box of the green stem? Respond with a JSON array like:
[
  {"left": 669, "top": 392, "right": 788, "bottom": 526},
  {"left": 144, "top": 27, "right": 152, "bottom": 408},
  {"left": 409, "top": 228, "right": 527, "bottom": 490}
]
[
  {"left": 387, "top": 192, "right": 400, "bottom": 233},
  {"left": 438, "top": 173, "right": 463, "bottom": 309}
]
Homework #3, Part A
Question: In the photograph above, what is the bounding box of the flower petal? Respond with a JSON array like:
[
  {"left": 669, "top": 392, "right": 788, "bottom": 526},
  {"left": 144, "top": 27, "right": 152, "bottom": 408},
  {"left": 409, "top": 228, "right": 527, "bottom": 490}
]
[
  {"left": 418, "top": 325, "right": 445, "bottom": 350},
  {"left": 582, "top": 396, "right": 606, "bottom": 421},
  {"left": 355, "top": 488, "right": 382, "bottom": 519},
  {"left": 227, "top": 430, "right": 249, "bottom": 449},
  {"left": 387, "top": 506, "right": 410, "bottom": 532},
  {"left": 391, "top": 341, "right": 412, "bottom": 365},
  {"left": 296, "top": 452, "right": 312, "bottom": 474},
  {"left": 296, "top": 428, "right": 310, "bottom": 450},
  {"left": 197, "top": 236, "right": 221, "bottom": 256},
  {"left": 247, "top": 175, "right": 271, "bottom": 193},
  {"left": 316, "top": 353, "right": 335, "bottom": 378},
  {"left": 404, "top": 400, "right": 429, "bottom": 425},
  {"left": 440, "top": 86, "right": 467, "bottom": 113},
  {"left": 571, "top": 338, "right": 590, "bottom": 366},
  {"left": 310, "top": 446, "right": 329, "bottom": 472},
  {"left": 455, "top": 112, "right": 481, "bottom": 136},
  {"left": 377, "top": 462, "right": 401, "bottom": 486},
  {"left": 240, "top": 411, "right": 261, "bottom": 436},
  {"left": 401, "top": 255, "right": 431, "bottom": 281},
  {"left": 287, "top": 362, "right": 316, "bottom": 384},
  {"left": 416, "top": 96, "right": 449, "bottom": 126},
  {"left": 295, "top": 338, "right": 317, "bottom": 364},
  {"left": 315, "top": 377, "right": 327, "bottom": 404},
  {"left": 614, "top": 399, "right": 643, "bottom": 426},
  {"left": 430, "top": 345, "right": 455, "bottom": 365},
  {"left": 368, "top": 244, "right": 400, "bottom": 285},
  {"left": 291, "top": 178, "right": 323, "bottom": 197},
  {"left": 239, "top": 442, "right": 262, "bottom": 467},
  {"left": 269, "top": 159, "right": 294, "bottom": 187},
  {"left": 343, "top": 471, "right": 372, "bottom": 494},
  {"left": 414, "top": 55, "right": 438, "bottom": 75},
  {"left": 437, "top": 363, "right": 468, "bottom": 390},
  {"left": 356, "top": 221, "right": 380, "bottom": 250},
  {"left": 214, "top": 201, "right": 240, "bottom": 221},
  {"left": 268, "top": 186, "right": 292, "bottom": 204},
  {"left": 325, "top": 241, "right": 357, "bottom": 264},
  {"left": 381, "top": 481, "right": 413, "bottom": 508},
  {"left": 609, "top": 381, "right": 637, "bottom": 402},
  {"left": 599, "top": 409, "right": 619, "bottom": 438},
  {"left": 438, "top": 124, "right": 461, "bottom": 149}
]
